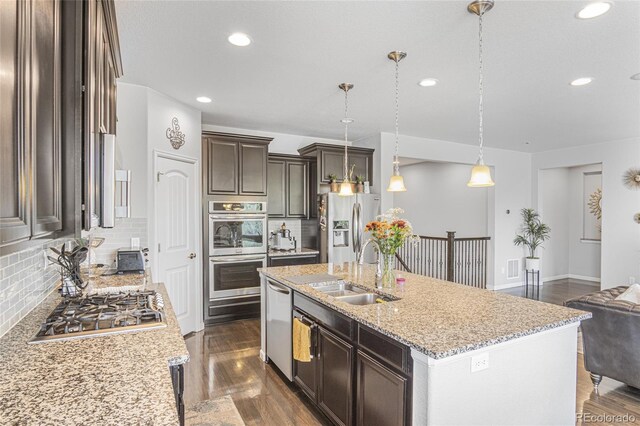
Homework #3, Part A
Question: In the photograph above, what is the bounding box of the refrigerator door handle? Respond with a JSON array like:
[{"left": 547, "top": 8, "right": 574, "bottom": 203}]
[{"left": 351, "top": 204, "right": 357, "bottom": 252}]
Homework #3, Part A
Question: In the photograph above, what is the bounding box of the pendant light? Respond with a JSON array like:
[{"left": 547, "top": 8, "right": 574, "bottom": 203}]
[
  {"left": 387, "top": 51, "right": 407, "bottom": 192},
  {"left": 338, "top": 83, "right": 354, "bottom": 196},
  {"left": 467, "top": 0, "right": 496, "bottom": 187}
]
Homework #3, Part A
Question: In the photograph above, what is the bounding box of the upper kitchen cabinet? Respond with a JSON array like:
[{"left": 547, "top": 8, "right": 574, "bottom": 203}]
[
  {"left": 298, "top": 143, "right": 374, "bottom": 186},
  {"left": 267, "top": 154, "right": 308, "bottom": 218},
  {"left": 82, "top": 0, "right": 123, "bottom": 229},
  {"left": 0, "top": 0, "right": 88, "bottom": 253},
  {"left": 203, "top": 132, "right": 272, "bottom": 197}
]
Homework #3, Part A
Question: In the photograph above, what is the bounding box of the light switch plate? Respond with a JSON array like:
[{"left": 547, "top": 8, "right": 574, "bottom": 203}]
[
  {"left": 131, "top": 237, "right": 140, "bottom": 249},
  {"left": 471, "top": 353, "right": 489, "bottom": 373}
]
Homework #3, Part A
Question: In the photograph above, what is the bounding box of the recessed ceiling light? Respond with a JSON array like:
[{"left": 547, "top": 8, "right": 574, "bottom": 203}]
[
  {"left": 418, "top": 78, "right": 439, "bottom": 87},
  {"left": 576, "top": 2, "right": 611, "bottom": 19},
  {"left": 196, "top": 96, "right": 212, "bottom": 103},
  {"left": 228, "top": 32, "right": 251, "bottom": 47},
  {"left": 570, "top": 77, "right": 593, "bottom": 86},
  {"left": 631, "top": 73, "right": 640, "bottom": 81}
]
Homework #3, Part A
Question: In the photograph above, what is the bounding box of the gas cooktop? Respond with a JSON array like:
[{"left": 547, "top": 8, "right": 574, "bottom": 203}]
[{"left": 29, "top": 290, "right": 167, "bottom": 344}]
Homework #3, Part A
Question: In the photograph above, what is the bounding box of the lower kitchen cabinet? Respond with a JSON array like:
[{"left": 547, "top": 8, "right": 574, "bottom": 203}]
[
  {"left": 356, "top": 350, "right": 408, "bottom": 426},
  {"left": 268, "top": 253, "right": 319, "bottom": 267},
  {"left": 317, "top": 327, "right": 354, "bottom": 426}
]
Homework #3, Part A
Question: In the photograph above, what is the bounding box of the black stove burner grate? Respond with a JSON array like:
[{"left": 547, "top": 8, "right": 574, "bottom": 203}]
[{"left": 32, "top": 290, "right": 166, "bottom": 342}]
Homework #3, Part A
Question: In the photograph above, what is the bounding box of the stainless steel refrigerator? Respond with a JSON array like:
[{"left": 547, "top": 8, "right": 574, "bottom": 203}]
[{"left": 318, "top": 193, "right": 381, "bottom": 264}]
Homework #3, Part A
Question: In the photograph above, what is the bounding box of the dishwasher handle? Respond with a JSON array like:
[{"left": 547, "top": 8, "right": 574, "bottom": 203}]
[{"left": 267, "top": 280, "right": 290, "bottom": 295}]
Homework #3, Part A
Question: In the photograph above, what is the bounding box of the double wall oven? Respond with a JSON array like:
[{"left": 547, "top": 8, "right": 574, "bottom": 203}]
[{"left": 207, "top": 201, "right": 267, "bottom": 301}]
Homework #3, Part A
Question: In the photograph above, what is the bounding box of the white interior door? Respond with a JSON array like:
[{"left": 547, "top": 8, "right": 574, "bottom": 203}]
[{"left": 156, "top": 155, "right": 198, "bottom": 334}]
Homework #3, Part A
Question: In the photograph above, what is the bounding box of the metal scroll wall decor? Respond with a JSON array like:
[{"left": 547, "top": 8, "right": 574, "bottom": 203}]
[
  {"left": 588, "top": 188, "right": 602, "bottom": 220},
  {"left": 166, "top": 117, "right": 186, "bottom": 150},
  {"left": 623, "top": 167, "right": 640, "bottom": 190}
]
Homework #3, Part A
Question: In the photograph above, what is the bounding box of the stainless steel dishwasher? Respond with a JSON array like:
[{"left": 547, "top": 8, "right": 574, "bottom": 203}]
[{"left": 266, "top": 279, "right": 293, "bottom": 380}]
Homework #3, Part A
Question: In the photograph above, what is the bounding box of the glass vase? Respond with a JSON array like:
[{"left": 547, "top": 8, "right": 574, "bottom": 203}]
[{"left": 381, "top": 252, "right": 396, "bottom": 289}]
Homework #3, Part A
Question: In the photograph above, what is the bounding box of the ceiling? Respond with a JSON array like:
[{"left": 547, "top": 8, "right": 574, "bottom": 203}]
[{"left": 115, "top": 1, "right": 640, "bottom": 152}]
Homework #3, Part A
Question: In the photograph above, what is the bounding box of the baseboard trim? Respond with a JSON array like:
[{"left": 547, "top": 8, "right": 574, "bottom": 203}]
[
  {"left": 568, "top": 274, "right": 601, "bottom": 283},
  {"left": 492, "top": 281, "right": 524, "bottom": 290},
  {"left": 543, "top": 274, "right": 569, "bottom": 282}
]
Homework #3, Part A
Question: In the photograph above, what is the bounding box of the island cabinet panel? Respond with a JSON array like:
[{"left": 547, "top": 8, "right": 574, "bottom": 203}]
[
  {"left": 357, "top": 350, "right": 408, "bottom": 426},
  {"left": 294, "top": 352, "right": 318, "bottom": 401},
  {"left": 317, "top": 327, "right": 354, "bottom": 426},
  {"left": 203, "top": 132, "right": 272, "bottom": 196}
]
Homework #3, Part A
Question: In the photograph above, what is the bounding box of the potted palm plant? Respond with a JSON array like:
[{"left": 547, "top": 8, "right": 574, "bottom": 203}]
[{"left": 513, "top": 208, "right": 550, "bottom": 271}]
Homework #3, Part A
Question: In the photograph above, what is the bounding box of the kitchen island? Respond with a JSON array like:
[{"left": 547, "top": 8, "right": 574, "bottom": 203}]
[
  {"left": 0, "top": 276, "right": 188, "bottom": 425},
  {"left": 259, "top": 263, "right": 591, "bottom": 426}
]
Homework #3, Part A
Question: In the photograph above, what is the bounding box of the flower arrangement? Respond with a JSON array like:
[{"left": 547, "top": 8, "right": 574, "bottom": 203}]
[
  {"left": 364, "top": 208, "right": 418, "bottom": 286},
  {"left": 365, "top": 210, "right": 417, "bottom": 255}
]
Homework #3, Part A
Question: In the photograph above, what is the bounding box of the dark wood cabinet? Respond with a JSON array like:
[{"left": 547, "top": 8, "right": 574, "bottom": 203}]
[
  {"left": 267, "top": 159, "right": 286, "bottom": 217},
  {"left": 356, "top": 350, "right": 408, "bottom": 426},
  {"left": 290, "top": 291, "right": 412, "bottom": 426},
  {"left": 318, "top": 327, "right": 354, "bottom": 426},
  {"left": 82, "top": 0, "right": 122, "bottom": 229},
  {"left": 268, "top": 253, "right": 318, "bottom": 267},
  {"left": 205, "top": 138, "right": 238, "bottom": 195},
  {"left": 1, "top": 0, "right": 90, "bottom": 253},
  {"left": 298, "top": 143, "right": 374, "bottom": 187},
  {"left": 267, "top": 155, "right": 309, "bottom": 218},
  {"left": 203, "top": 132, "right": 271, "bottom": 196},
  {"left": 240, "top": 143, "right": 268, "bottom": 195}
]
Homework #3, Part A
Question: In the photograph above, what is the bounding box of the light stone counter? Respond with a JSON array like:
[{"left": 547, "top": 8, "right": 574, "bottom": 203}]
[
  {"left": 267, "top": 247, "right": 319, "bottom": 258},
  {"left": 259, "top": 262, "right": 591, "bottom": 359},
  {"left": 0, "top": 279, "right": 188, "bottom": 425}
]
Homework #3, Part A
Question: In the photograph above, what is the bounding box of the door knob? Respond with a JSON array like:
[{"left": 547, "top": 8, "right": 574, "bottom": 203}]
[{"left": 188, "top": 253, "right": 196, "bottom": 259}]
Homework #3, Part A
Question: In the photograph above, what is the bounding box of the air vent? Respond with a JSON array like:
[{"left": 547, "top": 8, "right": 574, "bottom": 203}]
[{"left": 507, "top": 259, "right": 520, "bottom": 279}]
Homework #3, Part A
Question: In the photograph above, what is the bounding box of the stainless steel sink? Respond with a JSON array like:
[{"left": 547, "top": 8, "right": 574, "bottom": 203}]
[
  {"left": 334, "top": 293, "right": 392, "bottom": 305},
  {"left": 309, "top": 282, "right": 367, "bottom": 297}
]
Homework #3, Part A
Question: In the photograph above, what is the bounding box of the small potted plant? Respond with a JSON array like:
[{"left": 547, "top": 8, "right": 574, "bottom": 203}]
[
  {"left": 328, "top": 174, "right": 339, "bottom": 192},
  {"left": 355, "top": 176, "right": 365, "bottom": 193},
  {"left": 513, "top": 208, "right": 550, "bottom": 271}
]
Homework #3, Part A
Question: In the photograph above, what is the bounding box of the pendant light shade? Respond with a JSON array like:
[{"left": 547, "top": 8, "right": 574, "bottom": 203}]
[
  {"left": 387, "top": 51, "right": 408, "bottom": 192},
  {"left": 387, "top": 175, "right": 407, "bottom": 192},
  {"left": 339, "top": 181, "right": 354, "bottom": 196},
  {"left": 338, "top": 83, "right": 354, "bottom": 197},
  {"left": 467, "top": 160, "right": 495, "bottom": 187},
  {"left": 467, "top": 0, "right": 496, "bottom": 188}
]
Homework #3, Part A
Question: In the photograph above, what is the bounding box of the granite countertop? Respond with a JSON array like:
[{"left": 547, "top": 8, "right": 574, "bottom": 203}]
[
  {"left": 267, "top": 247, "right": 320, "bottom": 257},
  {"left": 0, "top": 277, "right": 189, "bottom": 425},
  {"left": 259, "top": 263, "right": 591, "bottom": 360}
]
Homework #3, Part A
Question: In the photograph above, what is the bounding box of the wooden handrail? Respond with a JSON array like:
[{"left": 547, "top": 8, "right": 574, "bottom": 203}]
[{"left": 395, "top": 231, "right": 491, "bottom": 289}]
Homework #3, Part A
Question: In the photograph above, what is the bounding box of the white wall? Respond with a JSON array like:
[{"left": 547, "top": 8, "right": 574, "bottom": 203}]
[
  {"left": 533, "top": 138, "right": 640, "bottom": 289},
  {"left": 538, "top": 168, "right": 571, "bottom": 279},
  {"left": 357, "top": 132, "right": 531, "bottom": 290},
  {"left": 201, "top": 124, "right": 345, "bottom": 155},
  {"left": 568, "top": 164, "right": 602, "bottom": 280},
  {"left": 394, "top": 161, "right": 488, "bottom": 237},
  {"left": 116, "top": 82, "right": 203, "bottom": 279}
]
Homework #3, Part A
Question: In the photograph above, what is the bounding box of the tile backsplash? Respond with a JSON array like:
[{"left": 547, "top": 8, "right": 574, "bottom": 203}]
[
  {"left": 268, "top": 219, "right": 302, "bottom": 247},
  {"left": 0, "top": 238, "right": 72, "bottom": 338},
  {"left": 87, "top": 218, "right": 148, "bottom": 267}
]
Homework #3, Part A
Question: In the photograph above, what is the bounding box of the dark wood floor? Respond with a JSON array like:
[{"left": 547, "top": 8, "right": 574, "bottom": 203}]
[
  {"left": 499, "top": 277, "right": 600, "bottom": 305},
  {"left": 184, "top": 279, "right": 640, "bottom": 425}
]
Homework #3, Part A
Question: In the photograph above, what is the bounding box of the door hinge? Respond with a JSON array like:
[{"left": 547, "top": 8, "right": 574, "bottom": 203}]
[
  {"left": 158, "top": 243, "right": 161, "bottom": 253},
  {"left": 81, "top": 204, "right": 86, "bottom": 211},
  {"left": 81, "top": 85, "right": 86, "bottom": 93},
  {"left": 157, "top": 172, "right": 164, "bottom": 182}
]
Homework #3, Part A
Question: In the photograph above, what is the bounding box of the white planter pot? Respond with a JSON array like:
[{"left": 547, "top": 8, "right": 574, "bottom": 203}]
[{"left": 525, "top": 258, "right": 540, "bottom": 271}]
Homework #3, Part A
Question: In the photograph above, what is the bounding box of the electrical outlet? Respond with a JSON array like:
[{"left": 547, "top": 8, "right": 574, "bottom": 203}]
[
  {"left": 471, "top": 353, "right": 489, "bottom": 373},
  {"left": 131, "top": 237, "right": 140, "bottom": 248}
]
